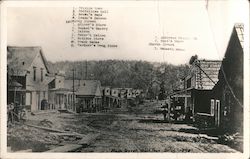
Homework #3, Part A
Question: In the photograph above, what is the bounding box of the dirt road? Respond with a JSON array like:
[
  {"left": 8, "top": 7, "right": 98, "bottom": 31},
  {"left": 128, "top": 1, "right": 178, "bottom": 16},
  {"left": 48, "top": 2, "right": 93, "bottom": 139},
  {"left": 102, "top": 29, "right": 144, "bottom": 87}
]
[
  {"left": 77, "top": 112, "right": 238, "bottom": 152},
  {"left": 7, "top": 101, "right": 239, "bottom": 153}
]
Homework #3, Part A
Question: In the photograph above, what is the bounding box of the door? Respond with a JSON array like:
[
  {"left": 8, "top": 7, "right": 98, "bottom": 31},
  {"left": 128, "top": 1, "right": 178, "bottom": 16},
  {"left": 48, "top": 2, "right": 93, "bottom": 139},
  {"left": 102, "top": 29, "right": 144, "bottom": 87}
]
[
  {"left": 36, "top": 92, "right": 40, "bottom": 110},
  {"left": 64, "top": 95, "right": 67, "bottom": 109},
  {"left": 215, "top": 100, "right": 220, "bottom": 127}
]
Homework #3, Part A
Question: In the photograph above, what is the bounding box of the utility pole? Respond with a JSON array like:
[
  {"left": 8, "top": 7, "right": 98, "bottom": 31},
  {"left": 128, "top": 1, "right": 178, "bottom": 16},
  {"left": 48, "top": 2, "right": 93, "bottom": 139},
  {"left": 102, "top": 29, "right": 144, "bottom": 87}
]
[
  {"left": 72, "top": 68, "right": 75, "bottom": 112},
  {"left": 85, "top": 60, "right": 88, "bottom": 80},
  {"left": 82, "top": 62, "right": 84, "bottom": 80},
  {"left": 164, "top": 64, "right": 170, "bottom": 122}
]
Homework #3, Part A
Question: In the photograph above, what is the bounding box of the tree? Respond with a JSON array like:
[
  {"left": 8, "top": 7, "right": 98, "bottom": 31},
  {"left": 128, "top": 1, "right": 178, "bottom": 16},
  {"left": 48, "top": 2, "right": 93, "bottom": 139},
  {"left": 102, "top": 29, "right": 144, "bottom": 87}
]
[
  {"left": 158, "top": 81, "right": 166, "bottom": 100},
  {"left": 48, "top": 60, "right": 189, "bottom": 93}
]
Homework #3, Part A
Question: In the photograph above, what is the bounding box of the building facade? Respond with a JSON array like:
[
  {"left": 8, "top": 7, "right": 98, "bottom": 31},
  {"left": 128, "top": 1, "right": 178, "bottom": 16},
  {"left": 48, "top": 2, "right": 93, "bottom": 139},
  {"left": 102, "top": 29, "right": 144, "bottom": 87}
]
[
  {"left": 48, "top": 71, "right": 75, "bottom": 112},
  {"left": 168, "top": 57, "right": 221, "bottom": 120},
  {"left": 65, "top": 80, "right": 102, "bottom": 113},
  {"left": 7, "top": 46, "right": 53, "bottom": 112},
  {"left": 210, "top": 24, "right": 244, "bottom": 133}
]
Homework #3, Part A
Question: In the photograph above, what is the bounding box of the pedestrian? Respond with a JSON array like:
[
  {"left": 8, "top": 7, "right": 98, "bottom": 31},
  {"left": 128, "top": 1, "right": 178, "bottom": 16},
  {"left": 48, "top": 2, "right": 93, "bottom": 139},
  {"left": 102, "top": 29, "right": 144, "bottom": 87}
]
[
  {"left": 41, "top": 99, "right": 46, "bottom": 110},
  {"left": 162, "top": 108, "right": 167, "bottom": 121},
  {"left": 20, "top": 107, "right": 27, "bottom": 122},
  {"left": 7, "top": 103, "right": 14, "bottom": 124}
]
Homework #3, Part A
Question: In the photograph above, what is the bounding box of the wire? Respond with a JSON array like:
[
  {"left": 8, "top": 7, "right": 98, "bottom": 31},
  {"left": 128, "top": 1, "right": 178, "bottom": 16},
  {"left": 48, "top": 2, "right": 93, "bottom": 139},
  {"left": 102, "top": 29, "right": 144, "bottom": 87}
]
[{"left": 205, "top": 2, "right": 243, "bottom": 108}]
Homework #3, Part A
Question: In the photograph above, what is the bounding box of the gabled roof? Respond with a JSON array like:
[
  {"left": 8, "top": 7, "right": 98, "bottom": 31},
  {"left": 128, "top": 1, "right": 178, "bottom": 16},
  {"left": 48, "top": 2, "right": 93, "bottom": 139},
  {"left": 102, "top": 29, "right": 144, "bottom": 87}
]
[
  {"left": 195, "top": 59, "right": 222, "bottom": 89},
  {"left": 64, "top": 80, "right": 102, "bottom": 97},
  {"left": 234, "top": 23, "right": 244, "bottom": 48},
  {"left": 25, "top": 75, "right": 54, "bottom": 91},
  {"left": 7, "top": 46, "right": 50, "bottom": 76}
]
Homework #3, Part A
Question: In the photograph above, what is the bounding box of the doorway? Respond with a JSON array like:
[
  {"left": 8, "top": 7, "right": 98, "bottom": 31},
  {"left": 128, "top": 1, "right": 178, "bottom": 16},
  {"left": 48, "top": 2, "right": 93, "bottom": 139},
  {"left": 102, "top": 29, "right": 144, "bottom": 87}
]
[{"left": 215, "top": 100, "right": 220, "bottom": 127}]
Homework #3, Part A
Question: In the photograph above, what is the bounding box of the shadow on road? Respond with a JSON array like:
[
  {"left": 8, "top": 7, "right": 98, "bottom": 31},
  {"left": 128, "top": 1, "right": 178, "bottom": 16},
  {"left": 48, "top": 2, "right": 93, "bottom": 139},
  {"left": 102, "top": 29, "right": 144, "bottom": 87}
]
[{"left": 138, "top": 119, "right": 191, "bottom": 125}]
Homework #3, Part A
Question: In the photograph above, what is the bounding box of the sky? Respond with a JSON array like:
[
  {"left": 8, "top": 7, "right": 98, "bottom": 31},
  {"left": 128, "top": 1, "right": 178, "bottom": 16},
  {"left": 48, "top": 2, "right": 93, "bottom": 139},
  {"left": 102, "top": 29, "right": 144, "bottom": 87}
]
[
  {"left": 6, "top": 0, "right": 247, "bottom": 65},
  {"left": 206, "top": 0, "right": 247, "bottom": 59}
]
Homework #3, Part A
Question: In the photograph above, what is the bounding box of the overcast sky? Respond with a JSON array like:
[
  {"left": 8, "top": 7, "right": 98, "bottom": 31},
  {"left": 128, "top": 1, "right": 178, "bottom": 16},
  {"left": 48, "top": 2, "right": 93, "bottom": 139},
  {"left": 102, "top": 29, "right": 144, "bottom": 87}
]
[{"left": 7, "top": 0, "right": 247, "bottom": 65}]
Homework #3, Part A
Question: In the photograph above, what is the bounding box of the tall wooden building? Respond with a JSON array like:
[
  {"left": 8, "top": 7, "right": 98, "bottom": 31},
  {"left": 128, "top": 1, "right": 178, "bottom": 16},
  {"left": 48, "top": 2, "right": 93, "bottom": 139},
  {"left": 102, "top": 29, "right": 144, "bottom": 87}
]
[
  {"left": 168, "top": 57, "right": 221, "bottom": 119},
  {"left": 48, "top": 71, "right": 75, "bottom": 112},
  {"left": 7, "top": 46, "right": 53, "bottom": 112},
  {"left": 211, "top": 23, "right": 244, "bottom": 133}
]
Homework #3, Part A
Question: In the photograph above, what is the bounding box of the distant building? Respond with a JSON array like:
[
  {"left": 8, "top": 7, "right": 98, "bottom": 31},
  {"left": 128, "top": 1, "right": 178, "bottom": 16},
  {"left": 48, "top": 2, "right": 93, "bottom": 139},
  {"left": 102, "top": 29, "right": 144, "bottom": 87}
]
[
  {"left": 110, "top": 88, "right": 120, "bottom": 108},
  {"left": 118, "top": 88, "right": 127, "bottom": 99},
  {"left": 7, "top": 46, "right": 53, "bottom": 112},
  {"left": 211, "top": 23, "right": 243, "bottom": 133},
  {"left": 101, "top": 87, "right": 144, "bottom": 109},
  {"left": 48, "top": 71, "right": 75, "bottom": 112},
  {"left": 111, "top": 88, "right": 119, "bottom": 97},
  {"left": 65, "top": 80, "right": 102, "bottom": 113},
  {"left": 133, "top": 89, "right": 143, "bottom": 98},
  {"left": 121, "top": 88, "right": 130, "bottom": 99},
  {"left": 102, "top": 86, "right": 111, "bottom": 109}
]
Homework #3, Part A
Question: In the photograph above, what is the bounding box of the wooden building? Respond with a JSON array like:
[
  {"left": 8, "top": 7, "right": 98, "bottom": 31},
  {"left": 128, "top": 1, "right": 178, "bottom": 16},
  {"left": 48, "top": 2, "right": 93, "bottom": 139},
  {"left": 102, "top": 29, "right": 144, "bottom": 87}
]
[
  {"left": 102, "top": 87, "right": 144, "bottom": 109},
  {"left": 65, "top": 80, "right": 102, "bottom": 113},
  {"left": 102, "top": 87, "right": 112, "bottom": 110},
  {"left": 102, "top": 87, "right": 127, "bottom": 109},
  {"left": 210, "top": 23, "right": 244, "bottom": 133},
  {"left": 7, "top": 46, "right": 53, "bottom": 112},
  {"left": 48, "top": 71, "right": 75, "bottom": 112},
  {"left": 168, "top": 57, "right": 221, "bottom": 120}
]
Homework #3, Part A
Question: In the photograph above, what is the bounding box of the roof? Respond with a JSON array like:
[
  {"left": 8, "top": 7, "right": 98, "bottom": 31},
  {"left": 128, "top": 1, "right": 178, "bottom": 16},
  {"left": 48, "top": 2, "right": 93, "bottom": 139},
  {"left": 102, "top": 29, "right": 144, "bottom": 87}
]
[
  {"left": 7, "top": 46, "right": 50, "bottom": 76},
  {"left": 194, "top": 59, "right": 222, "bottom": 89},
  {"left": 64, "top": 80, "right": 102, "bottom": 97},
  {"left": 8, "top": 80, "right": 23, "bottom": 87},
  {"left": 49, "top": 87, "right": 71, "bottom": 91},
  {"left": 234, "top": 23, "right": 244, "bottom": 48},
  {"left": 26, "top": 76, "right": 54, "bottom": 91}
]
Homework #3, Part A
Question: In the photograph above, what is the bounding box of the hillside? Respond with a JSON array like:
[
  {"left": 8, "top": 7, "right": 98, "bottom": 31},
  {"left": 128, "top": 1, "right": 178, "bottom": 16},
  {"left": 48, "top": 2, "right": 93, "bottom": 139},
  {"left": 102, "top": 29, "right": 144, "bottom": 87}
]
[{"left": 47, "top": 60, "right": 189, "bottom": 95}]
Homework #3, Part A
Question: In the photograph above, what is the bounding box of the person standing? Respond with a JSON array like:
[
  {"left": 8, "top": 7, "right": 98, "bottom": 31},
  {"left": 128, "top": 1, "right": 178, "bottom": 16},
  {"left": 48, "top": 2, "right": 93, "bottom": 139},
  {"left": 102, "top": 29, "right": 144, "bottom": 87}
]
[
  {"left": 7, "top": 103, "right": 14, "bottom": 124},
  {"left": 162, "top": 108, "right": 167, "bottom": 121}
]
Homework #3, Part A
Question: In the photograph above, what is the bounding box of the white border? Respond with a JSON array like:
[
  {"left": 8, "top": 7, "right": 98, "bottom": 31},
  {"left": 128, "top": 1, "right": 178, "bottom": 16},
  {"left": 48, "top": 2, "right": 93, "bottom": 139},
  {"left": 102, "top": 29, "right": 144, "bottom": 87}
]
[{"left": 0, "top": 1, "right": 249, "bottom": 159}]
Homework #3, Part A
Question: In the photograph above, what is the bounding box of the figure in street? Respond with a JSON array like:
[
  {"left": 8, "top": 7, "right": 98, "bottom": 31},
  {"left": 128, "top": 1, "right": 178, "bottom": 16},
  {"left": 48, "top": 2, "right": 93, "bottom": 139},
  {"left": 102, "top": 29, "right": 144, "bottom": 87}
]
[{"left": 162, "top": 108, "right": 167, "bottom": 121}]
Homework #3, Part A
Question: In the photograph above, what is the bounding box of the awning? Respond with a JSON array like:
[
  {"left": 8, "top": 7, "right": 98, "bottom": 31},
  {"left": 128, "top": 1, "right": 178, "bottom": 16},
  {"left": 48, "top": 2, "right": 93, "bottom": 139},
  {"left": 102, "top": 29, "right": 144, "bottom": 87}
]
[{"left": 8, "top": 80, "right": 23, "bottom": 88}]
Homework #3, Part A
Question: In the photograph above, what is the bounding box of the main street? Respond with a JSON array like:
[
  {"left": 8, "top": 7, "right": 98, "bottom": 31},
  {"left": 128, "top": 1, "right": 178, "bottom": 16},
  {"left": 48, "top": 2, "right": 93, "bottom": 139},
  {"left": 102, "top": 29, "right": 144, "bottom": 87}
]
[{"left": 8, "top": 101, "right": 239, "bottom": 153}]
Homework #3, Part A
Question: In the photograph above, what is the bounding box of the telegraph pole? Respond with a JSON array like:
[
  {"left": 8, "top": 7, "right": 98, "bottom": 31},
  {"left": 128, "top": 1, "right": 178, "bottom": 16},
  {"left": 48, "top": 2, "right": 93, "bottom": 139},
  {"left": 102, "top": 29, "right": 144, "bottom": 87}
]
[
  {"left": 72, "top": 68, "right": 75, "bottom": 111},
  {"left": 85, "top": 60, "right": 88, "bottom": 80}
]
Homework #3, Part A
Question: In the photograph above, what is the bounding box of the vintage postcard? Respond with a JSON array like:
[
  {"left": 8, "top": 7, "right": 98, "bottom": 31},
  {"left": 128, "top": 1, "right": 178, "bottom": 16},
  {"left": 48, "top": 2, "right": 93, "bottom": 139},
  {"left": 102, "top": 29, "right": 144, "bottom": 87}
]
[{"left": 0, "top": 0, "right": 249, "bottom": 159}]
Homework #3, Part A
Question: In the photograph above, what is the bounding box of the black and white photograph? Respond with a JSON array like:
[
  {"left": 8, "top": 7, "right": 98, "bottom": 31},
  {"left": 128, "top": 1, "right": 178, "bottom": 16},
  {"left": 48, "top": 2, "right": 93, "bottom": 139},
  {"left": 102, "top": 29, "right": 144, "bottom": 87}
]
[{"left": 0, "top": 0, "right": 249, "bottom": 158}]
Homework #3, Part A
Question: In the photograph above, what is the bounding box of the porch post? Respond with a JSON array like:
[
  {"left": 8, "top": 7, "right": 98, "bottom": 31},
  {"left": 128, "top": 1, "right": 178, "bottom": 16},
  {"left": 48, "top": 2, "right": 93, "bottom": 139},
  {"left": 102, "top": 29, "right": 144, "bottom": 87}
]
[{"left": 184, "top": 96, "right": 188, "bottom": 113}]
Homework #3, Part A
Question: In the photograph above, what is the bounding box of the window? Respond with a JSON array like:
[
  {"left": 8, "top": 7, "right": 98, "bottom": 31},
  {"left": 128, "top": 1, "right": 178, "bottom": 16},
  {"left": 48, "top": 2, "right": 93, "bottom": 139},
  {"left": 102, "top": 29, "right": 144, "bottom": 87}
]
[
  {"left": 215, "top": 100, "right": 220, "bottom": 126},
  {"left": 187, "top": 78, "right": 191, "bottom": 88},
  {"left": 25, "top": 93, "right": 31, "bottom": 105},
  {"left": 223, "top": 107, "right": 228, "bottom": 116},
  {"left": 176, "top": 106, "right": 182, "bottom": 110},
  {"left": 210, "top": 99, "right": 215, "bottom": 116},
  {"left": 216, "top": 100, "right": 220, "bottom": 107},
  {"left": 41, "top": 68, "right": 44, "bottom": 82},
  {"left": 216, "top": 100, "right": 220, "bottom": 112},
  {"left": 33, "top": 67, "right": 36, "bottom": 81}
]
